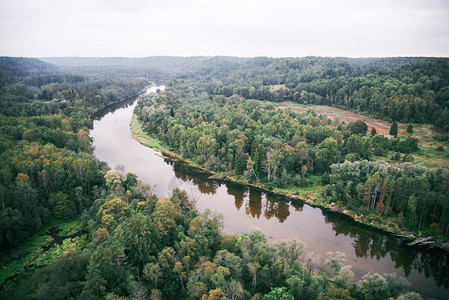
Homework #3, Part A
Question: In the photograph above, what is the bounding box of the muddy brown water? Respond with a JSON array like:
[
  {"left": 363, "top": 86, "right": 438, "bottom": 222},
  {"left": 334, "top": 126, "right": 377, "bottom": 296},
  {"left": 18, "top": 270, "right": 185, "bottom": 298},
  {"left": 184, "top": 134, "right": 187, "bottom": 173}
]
[{"left": 90, "top": 87, "right": 449, "bottom": 299}]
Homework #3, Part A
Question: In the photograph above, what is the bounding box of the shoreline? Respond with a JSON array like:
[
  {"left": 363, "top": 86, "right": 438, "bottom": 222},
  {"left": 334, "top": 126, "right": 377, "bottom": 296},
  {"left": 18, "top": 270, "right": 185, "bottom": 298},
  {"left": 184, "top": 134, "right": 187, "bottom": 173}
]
[{"left": 130, "top": 113, "right": 448, "bottom": 252}]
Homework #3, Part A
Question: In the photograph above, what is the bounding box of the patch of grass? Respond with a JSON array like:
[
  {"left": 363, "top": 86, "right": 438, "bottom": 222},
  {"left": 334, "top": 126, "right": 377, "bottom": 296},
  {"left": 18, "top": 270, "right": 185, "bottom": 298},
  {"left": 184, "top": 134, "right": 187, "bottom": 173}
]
[
  {"left": 130, "top": 115, "right": 165, "bottom": 151},
  {"left": 413, "top": 141, "right": 449, "bottom": 168},
  {"left": 279, "top": 102, "right": 449, "bottom": 166},
  {"left": 273, "top": 177, "right": 325, "bottom": 206},
  {"left": 0, "top": 217, "right": 84, "bottom": 293},
  {"left": 419, "top": 157, "right": 449, "bottom": 169},
  {"left": 131, "top": 115, "right": 209, "bottom": 173}
]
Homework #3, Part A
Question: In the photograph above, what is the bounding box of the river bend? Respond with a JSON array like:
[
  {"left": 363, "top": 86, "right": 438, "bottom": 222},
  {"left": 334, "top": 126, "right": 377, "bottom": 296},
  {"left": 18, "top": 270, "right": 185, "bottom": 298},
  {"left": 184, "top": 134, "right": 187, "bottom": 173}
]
[{"left": 90, "top": 87, "right": 449, "bottom": 299}]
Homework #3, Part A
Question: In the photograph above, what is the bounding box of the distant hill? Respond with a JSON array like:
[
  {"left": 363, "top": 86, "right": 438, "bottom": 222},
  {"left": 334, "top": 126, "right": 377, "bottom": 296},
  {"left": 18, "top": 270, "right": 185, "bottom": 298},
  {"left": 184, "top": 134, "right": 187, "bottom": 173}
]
[
  {"left": 0, "top": 56, "right": 56, "bottom": 74},
  {"left": 40, "top": 56, "right": 212, "bottom": 73},
  {"left": 39, "top": 56, "right": 449, "bottom": 80},
  {"left": 0, "top": 57, "right": 57, "bottom": 86},
  {"left": 335, "top": 57, "right": 449, "bottom": 74}
]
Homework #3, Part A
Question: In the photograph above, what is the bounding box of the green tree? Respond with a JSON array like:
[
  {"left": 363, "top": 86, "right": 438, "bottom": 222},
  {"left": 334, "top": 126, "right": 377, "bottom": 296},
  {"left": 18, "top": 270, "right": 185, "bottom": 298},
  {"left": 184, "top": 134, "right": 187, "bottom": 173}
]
[
  {"left": 357, "top": 273, "right": 389, "bottom": 300},
  {"left": 263, "top": 287, "right": 294, "bottom": 300},
  {"left": 315, "top": 137, "right": 342, "bottom": 172},
  {"left": 51, "top": 191, "right": 71, "bottom": 219},
  {"left": 357, "top": 272, "right": 408, "bottom": 300},
  {"left": 104, "top": 169, "right": 125, "bottom": 191},
  {"left": 323, "top": 285, "right": 355, "bottom": 300},
  {"left": 144, "top": 262, "right": 162, "bottom": 289},
  {"left": 286, "top": 275, "right": 305, "bottom": 299},
  {"left": 34, "top": 250, "right": 90, "bottom": 300},
  {"left": 389, "top": 122, "right": 398, "bottom": 137},
  {"left": 349, "top": 120, "right": 368, "bottom": 135}
]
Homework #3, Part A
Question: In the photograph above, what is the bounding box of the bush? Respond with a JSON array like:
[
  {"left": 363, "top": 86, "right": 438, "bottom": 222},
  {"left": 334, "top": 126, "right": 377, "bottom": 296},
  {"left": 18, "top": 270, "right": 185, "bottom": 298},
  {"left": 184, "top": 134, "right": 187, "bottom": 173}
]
[{"left": 391, "top": 152, "right": 401, "bottom": 161}]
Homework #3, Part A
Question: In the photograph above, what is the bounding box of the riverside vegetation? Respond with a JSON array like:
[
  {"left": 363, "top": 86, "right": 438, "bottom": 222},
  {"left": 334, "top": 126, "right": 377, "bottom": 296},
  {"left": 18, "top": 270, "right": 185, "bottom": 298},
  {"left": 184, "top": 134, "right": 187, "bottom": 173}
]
[
  {"left": 133, "top": 57, "right": 449, "bottom": 248},
  {"left": 0, "top": 56, "right": 448, "bottom": 299}
]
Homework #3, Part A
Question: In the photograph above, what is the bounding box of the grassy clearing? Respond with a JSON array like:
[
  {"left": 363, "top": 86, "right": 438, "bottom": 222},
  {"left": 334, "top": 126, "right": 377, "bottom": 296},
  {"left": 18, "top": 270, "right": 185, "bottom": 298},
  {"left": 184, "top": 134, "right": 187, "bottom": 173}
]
[
  {"left": 277, "top": 102, "right": 449, "bottom": 169},
  {"left": 0, "top": 217, "right": 84, "bottom": 294},
  {"left": 131, "top": 115, "right": 166, "bottom": 152},
  {"left": 277, "top": 101, "right": 395, "bottom": 134},
  {"left": 274, "top": 175, "right": 325, "bottom": 203}
]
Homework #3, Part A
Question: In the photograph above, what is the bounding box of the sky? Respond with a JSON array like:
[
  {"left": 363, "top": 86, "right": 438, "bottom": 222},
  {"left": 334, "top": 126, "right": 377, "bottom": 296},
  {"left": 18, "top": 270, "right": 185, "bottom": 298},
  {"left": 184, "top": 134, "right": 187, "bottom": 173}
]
[{"left": 1, "top": 0, "right": 449, "bottom": 58}]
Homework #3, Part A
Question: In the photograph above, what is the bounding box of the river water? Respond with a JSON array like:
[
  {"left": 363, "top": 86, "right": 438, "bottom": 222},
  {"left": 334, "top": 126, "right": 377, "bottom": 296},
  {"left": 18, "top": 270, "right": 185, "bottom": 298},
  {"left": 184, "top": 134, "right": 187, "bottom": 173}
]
[{"left": 90, "top": 87, "right": 449, "bottom": 299}]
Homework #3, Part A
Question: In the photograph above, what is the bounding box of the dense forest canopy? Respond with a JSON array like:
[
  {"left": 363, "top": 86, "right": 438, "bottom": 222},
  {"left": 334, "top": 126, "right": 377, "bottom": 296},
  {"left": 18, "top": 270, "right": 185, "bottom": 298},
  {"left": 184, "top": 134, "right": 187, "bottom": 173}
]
[
  {"left": 178, "top": 56, "right": 449, "bottom": 130},
  {"left": 136, "top": 81, "right": 448, "bottom": 237},
  {"left": 38, "top": 55, "right": 449, "bottom": 131},
  {"left": 39, "top": 56, "right": 224, "bottom": 84},
  {"left": 134, "top": 55, "right": 449, "bottom": 242},
  {"left": 0, "top": 57, "right": 150, "bottom": 250},
  {"left": 1, "top": 56, "right": 448, "bottom": 299},
  {"left": 40, "top": 56, "right": 213, "bottom": 70}
]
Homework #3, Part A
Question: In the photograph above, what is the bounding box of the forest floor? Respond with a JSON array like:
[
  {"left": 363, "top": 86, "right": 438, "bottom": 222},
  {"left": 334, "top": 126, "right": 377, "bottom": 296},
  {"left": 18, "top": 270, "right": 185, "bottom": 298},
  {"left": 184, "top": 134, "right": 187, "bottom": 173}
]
[
  {"left": 130, "top": 112, "right": 449, "bottom": 251},
  {"left": 277, "top": 102, "right": 449, "bottom": 169}
]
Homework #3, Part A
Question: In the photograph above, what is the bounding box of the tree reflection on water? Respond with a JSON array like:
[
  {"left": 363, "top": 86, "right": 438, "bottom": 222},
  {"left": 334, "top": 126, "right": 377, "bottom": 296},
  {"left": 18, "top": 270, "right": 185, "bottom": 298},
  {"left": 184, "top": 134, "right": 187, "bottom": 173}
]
[
  {"left": 322, "top": 210, "right": 449, "bottom": 288},
  {"left": 170, "top": 158, "right": 449, "bottom": 292}
]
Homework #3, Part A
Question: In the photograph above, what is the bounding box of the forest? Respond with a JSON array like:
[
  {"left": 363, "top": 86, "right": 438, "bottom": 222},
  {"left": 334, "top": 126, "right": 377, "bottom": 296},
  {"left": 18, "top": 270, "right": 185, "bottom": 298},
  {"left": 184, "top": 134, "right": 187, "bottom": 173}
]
[
  {"left": 135, "top": 56, "right": 449, "bottom": 241},
  {"left": 1, "top": 55, "right": 448, "bottom": 299},
  {"left": 171, "top": 56, "right": 449, "bottom": 130},
  {"left": 0, "top": 57, "right": 143, "bottom": 247}
]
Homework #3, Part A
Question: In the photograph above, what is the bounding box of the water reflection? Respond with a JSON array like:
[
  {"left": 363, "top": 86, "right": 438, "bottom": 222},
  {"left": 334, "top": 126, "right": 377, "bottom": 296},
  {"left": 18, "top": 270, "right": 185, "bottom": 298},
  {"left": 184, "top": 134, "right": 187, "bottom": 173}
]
[
  {"left": 169, "top": 156, "right": 449, "bottom": 293},
  {"left": 171, "top": 161, "right": 294, "bottom": 223},
  {"left": 226, "top": 183, "right": 247, "bottom": 212},
  {"left": 263, "top": 193, "right": 290, "bottom": 223},
  {"left": 170, "top": 161, "right": 218, "bottom": 195},
  {"left": 290, "top": 199, "right": 304, "bottom": 212},
  {"left": 246, "top": 188, "right": 260, "bottom": 218},
  {"left": 90, "top": 91, "right": 449, "bottom": 300},
  {"left": 169, "top": 161, "right": 449, "bottom": 297},
  {"left": 323, "top": 210, "right": 449, "bottom": 289},
  {"left": 92, "top": 96, "right": 137, "bottom": 120}
]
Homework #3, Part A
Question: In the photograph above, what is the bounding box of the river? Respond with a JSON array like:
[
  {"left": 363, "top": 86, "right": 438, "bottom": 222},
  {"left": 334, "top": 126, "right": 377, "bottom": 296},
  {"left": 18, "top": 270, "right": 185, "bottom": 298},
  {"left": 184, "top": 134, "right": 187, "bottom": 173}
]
[{"left": 90, "top": 86, "right": 449, "bottom": 299}]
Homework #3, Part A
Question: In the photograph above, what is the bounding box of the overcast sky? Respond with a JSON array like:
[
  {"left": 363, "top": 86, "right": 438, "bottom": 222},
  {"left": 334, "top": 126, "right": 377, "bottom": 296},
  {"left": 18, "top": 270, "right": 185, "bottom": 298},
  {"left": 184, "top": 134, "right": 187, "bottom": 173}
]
[{"left": 1, "top": 0, "right": 448, "bottom": 58}]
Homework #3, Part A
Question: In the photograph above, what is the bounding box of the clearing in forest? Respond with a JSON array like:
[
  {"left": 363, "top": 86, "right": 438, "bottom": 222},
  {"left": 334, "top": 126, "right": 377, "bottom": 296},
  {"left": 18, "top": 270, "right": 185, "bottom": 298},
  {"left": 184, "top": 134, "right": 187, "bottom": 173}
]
[
  {"left": 277, "top": 102, "right": 403, "bottom": 135},
  {"left": 276, "top": 102, "right": 449, "bottom": 169}
]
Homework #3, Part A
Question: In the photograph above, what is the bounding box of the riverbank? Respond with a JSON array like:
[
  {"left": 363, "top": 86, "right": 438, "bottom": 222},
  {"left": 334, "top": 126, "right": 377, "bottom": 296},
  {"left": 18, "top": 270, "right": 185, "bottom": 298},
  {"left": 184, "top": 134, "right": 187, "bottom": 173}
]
[{"left": 130, "top": 113, "right": 449, "bottom": 252}]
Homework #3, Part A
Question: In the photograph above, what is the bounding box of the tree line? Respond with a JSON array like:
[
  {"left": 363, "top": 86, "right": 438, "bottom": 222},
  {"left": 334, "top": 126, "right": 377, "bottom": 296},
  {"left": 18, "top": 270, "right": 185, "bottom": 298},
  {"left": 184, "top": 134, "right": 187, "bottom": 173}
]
[
  {"left": 188, "top": 57, "right": 449, "bottom": 131},
  {"left": 136, "top": 62, "right": 449, "bottom": 241},
  {"left": 14, "top": 172, "right": 418, "bottom": 300},
  {"left": 136, "top": 89, "right": 420, "bottom": 188},
  {"left": 325, "top": 160, "right": 449, "bottom": 234}
]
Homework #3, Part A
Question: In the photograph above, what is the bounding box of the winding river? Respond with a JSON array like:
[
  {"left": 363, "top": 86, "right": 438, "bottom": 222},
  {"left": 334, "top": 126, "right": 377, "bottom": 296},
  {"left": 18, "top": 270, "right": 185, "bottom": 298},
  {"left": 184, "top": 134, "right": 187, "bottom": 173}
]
[{"left": 90, "top": 87, "right": 449, "bottom": 300}]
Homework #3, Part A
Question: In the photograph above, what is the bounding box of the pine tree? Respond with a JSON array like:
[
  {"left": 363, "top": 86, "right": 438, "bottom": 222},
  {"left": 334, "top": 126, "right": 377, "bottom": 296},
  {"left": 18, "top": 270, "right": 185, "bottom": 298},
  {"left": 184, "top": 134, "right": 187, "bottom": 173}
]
[{"left": 389, "top": 122, "right": 398, "bottom": 137}]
